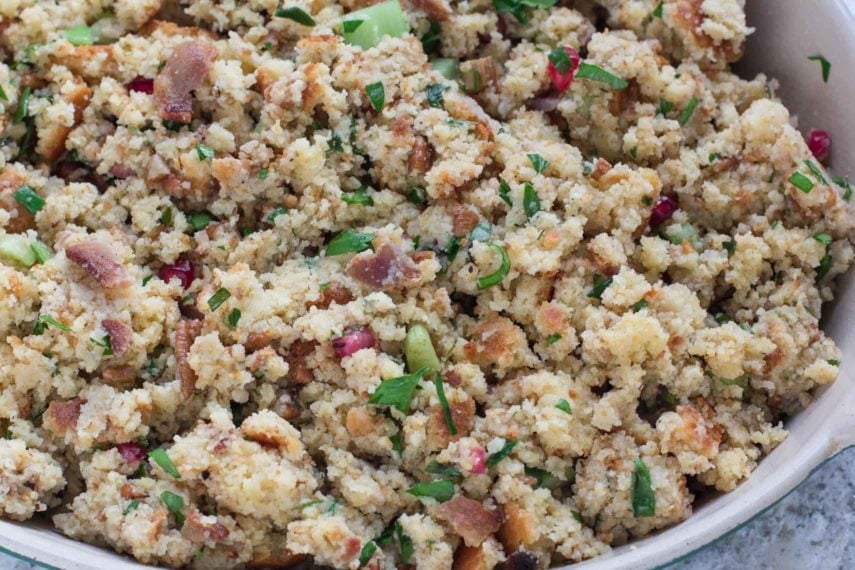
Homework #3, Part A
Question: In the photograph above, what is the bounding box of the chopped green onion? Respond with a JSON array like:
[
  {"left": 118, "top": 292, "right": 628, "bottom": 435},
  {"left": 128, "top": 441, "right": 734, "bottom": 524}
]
[
  {"left": 632, "top": 299, "right": 649, "bottom": 312},
  {"left": 195, "top": 143, "right": 215, "bottom": 160},
  {"left": 708, "top": 153, "right": 721, "bottom": 162},
  {"left": 225, "top": 308, "right": 241, "bottom": 328},
  {"left": 267, "top": 206, "right": 287, "bottom": 222},
  {"left": 476, "top": 243, "right": 510, "bottom": 290},
  {"left": 30, "top": 241, "right": 52, "bottom": 264},
  {"left": 425, "top": 83, "right": 449, "bottom": 108},
  {"left": 817, "top": 250, "right": 833, "bottom": 280},
  {"left": 575, "top": 62, "right": 628, "bottom": 90},
  {"left": 404, "top": 324, "right": 441, "bottom": 377},
  {"left": 37, "top": 314, "right": 71, "bottom": 332},
  {"left": 0, "top": 234, "right": 36, "bottom": 267},
  {"left": 14, "top": 87, "right": 30, "bottom": 123},
  {"left": 426, "top": 461, "right": 463, "bottom": 481},
  {"left": 160, "top": 491, "right": 185, "bottom": 526},
  {"left": 469, "top": 221, "right": 491, "bottom": 242},
  {"left": 325, "top": 229, "right": 375, "bottom": 256},
  {"left": 13, "top": 185, "right": 44, "bottom": 214},
  {"left": 365, "top": 82, "right": 385, "bottom": 112},
  {"left": 395, "top": 521, "right": 414, "bottom": 563},
  {"left": 652, "top": 1, "right": 663, "bottom": 18},
  {"left": 64, "top": 25, "right": 95, "bottom": 46},
  {"left": 160, "top": 207, "right": 173, "bottom": 226},
  {"left": 498, "top": 178, "right": 513, "bottom": 206},
  {"left": 525, "top": 466, "right": 563, "bottom": 489},
  {"left": 445, "top": 236, "right": 461, "bottom": 262},
  {"left": 523, "top": 182, "right": 540, "bottom": 218},
  {"left": 814, "top": 232, "right": 832, "bottom": 245},
  {"left": 390, "top": 431, "right": 403, "bottom": 455},
  {"left": 189, "top": 212, "right": 213, "bottom": 231},
  {"left": 341, "top": 0, "right": 409, "bottom": 49},
  {"left": 804, "top": 159, "right": 827, "bottom": 184},
  {"left": 90, "top": 335, "right": 113, "bottom": 356},
  {"left": 547, "top": 333, "right": 561, "bottom": 345},
  {"left": 487, "top": 439, "right": 518, "bottom": 468},
  {"left": 358, "top": 541, "right": 377, "bottom": 567},
  {"left": 148, "top": 448, "right": 181, "bottom": 478},
  {"left": 527, "top": 153, "right": 549, "bottom": 175},
  {"left": 678, "top": 96, "right": 699, "bottom": 126},
  {"left": 587, "top": 275, "right": 613, "bottom": 299},
  {"left": 789, "top": 171, "right": 815, "bottom": 193},
  {"left": 407, "top": 479, "right": 454, "bottom": 502},
  {"left": 431, "top": 58, "right": 459, "bottom": 80},
  {"left": 631, "top": 458, "right": 656, "bottom": 517},
  {"left": 434, "top": 376, "right": 457, "bottom": 435},
  {"left": 258, "top": 167, "right": 269, "bottom": 179},
  {"left": 368, "top": 367, "right": 430, "bottom": 413},
  {"left": 408, "top": 186, "right": 427, "bottom": 204},
  {"left": 275, "top": 7, "right": 316, "bottom": 26},
  {"left": 833, "top": 176, "right": 852, "bottom": 201},
  {"left": 341, "top": 187, "right": 374, "bottom": 206},
  {"left": 808, "top": 54, "right": 831, "bottom": 83},
  {"left": 657, "top": 99, "right": 673, "bottom": 116},
  {"left": 207, "top": 287, "right": 231, "bottom": 311},
  {"left": 342, "top": 19, "right": 363, "bottom": 33},
  {"left": 123, "top": 500, "right": 140, "bottom": 515},
  {"left": 555, "top": 398, "right": 572, "bottom": 414}
]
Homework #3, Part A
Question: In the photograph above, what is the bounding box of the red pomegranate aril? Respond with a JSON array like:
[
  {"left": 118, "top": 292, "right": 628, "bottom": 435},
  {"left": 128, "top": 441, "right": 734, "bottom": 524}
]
[
  {"left": 649, "top": 195, "right": 678, "bottom": 227},
  {"left": 547, "top": 46, "right": 581, "bottom": 93},
  {"left": 158, "top": 258, "right": 195, "bottom": 290},
  {"left": 331, "top": 326, "right": 376, "bottom": 358},
  {"left": 468, "top": 445, "right": 487, "bottom": 475},
  {"left": 116, "top": 442, "right": 147, "bottom": 463},
  {"left": 127, "top": 76, "right": 154, "bottom": 94},
  {"left": 807, "top": 129, "right": 831, "bottom": 164}
]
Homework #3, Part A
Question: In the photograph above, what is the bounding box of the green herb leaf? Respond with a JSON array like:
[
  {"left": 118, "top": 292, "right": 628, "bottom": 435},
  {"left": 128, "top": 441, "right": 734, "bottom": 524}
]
[
  {"left": 368, "top": 367, "right": 430, "bottom": 413},
  {"left": 498, "top": 178, "right": 513, "bottom": 206},
  {"left": 708, "top": 153, "right": 721, "bottom": 162},
  {"left": 395, "top": 521, "right": 414, "bottom": 563},
  {"left": 426, "top": 83, "right": 449, "bottom": 108},
  {"left": 275, "top": 7, "right": 316, "bottom": 26},
  {"left": 523, "top": 182, "right": 540, "bottom": 218},
  {"left": 13, "top": 185, "right": 45, "bottom": 215},
  {"left": 525, "top": 466, "right": 562, "bottom": 489},
  {"left": 64, "top": 25, "right": 94, "bottom": 46},
  {"left": 408, "top": 186, "right": 427, "bottom": 204},
  {"left": 527, "top": 153, "right": 549, "bottom": 175},
  {"left": 656, "top": 99, "right": 673, "bottom": 116},
  {"left": 407, "top": 479, "right": 455, "bottom": 502},
  {"left": 37, "top": 314, "right": 71, "bottom": 332},
  {"left": 0, "top": 84, "right": 7, "bottom": 102},
  {"left": 445, "top": 236, "right": 461, "bottom": 262},
  {"left": 160, "top": 490, "right": 185, "bottom": 526},
  {"left": 652, "top": 1, "right": 663, "bottom": 18},
  {"left": 814, "top": 232, "right": 832, "bottom": 245},
  {"left": 487, "top": 439, "right": 518, "bottom": 468},
  {"left": 90, "top": 335, "right": 113, "bottom": 356},
  {"left": 631, "top": 458, "right": 656, "bottom": 517},
  {"left": 358, "top": 541, "right": 377, "bottom": 567},
  {"left": 160, "top": 207, "right": 173, "bottom": 226},
  {"left": 267, "top": 206, "right": 287, "bottom": 223},
  {"left": 808, "top": 54, "right": 831, "bottom": 83},
  {"left": 632, "top": 299, "right": 649, "bottom": 312},
  {"left": 258, "top": 167, "right": 269, "bottom": 179},
  {"left": 817, "top": 250, "right": 833, "bottom": 280},
  {"left": 390, "top": 431, "right": 403, "bottom": 455},
  {"left": 829, "top": 359, "right": 840, "bottom": 366},
  {"left": 325, "top": 229, "right": 375, "bottom": 256},
  {"left": 123, "top": 500, "right": 140, "bottom": 515},
  {"left": 678, "top": 96, "right": 699, "bottom": 127},
  {"left": 342, "top": 187, "right": 374, "bottom": 206},
  {"left": 575, "top": 62, "right": 628, "bottom": 90},
  {"left": 342, "top": 19, "right": 363, "bottom": 33},
  {"left": 189, "top": 212, "right": 213, "bottom": 231},
  {"left": 587, "top": 275, "right": 613, "bottom": 299},
  {"left": 434, "top": 376, "right": 457, "bottom": 435},
  {"left": 476, "top": 243, "right": 510, "bottom": 290},
  {"left": 555, "top": 398, "right": 572, "bottom": 414},
  {"left": 789, "top": 171, "right": 815, "bottom": 193},
  {"left": 225, "top": 308, "right": 241, "bottom": 328},
  {"left": 547, "top": 333, "right": 561, "bottom": 345},
  {"left": 365, "top": 81, "right": 385, "bottom": 112},
  {"left": 14, "top": 87, "right": 30, "bottom": 123},
  {"left": 207, "top": 288, "right": 231, "bottom": 311},
  {"left": 195, "top": 143, "right": 215, "bottom": 161},
  {"left": 833, "top": 176, "right": 852, "bottom": 201},
  {"left": 426, "top": 461, "right": 463, "bottom": 481},
  {"left": 148, "top": 448, "right": 181, "bottom": 478},
  {"left": 547, "top": 46, "right": 574, "bottom": 75},
  {"left": 804, "top": 159, "right": 827, "bottom": 185}
]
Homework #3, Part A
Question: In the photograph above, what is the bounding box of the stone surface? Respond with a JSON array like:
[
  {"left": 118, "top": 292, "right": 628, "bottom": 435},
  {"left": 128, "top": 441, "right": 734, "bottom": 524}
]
[{"left": 3, "top": 448, "right": 854, "bottom": 568}]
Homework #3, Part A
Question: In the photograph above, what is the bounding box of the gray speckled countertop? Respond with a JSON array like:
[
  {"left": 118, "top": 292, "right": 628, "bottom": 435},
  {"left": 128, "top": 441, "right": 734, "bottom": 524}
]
[{"left": 3, "top": 447, "right": 854, "bottom": 569}]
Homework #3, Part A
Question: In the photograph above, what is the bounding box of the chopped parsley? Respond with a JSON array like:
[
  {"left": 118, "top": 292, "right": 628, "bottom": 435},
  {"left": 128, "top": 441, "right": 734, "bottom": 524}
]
[
  {"left": 632, "top": 299, "right": 649, "bottom": 312},
  {"left": 267, "top": 206, "right": 287, "bottom": 223},
  {"left": 195, "top": 143, "right": 215, "bottom": 160},
  {"left": 631, "top": 458, "right": 656, "bottom": 517},
  {"left": 575, "top": 62, "right": 628, "bottom": 90},
  {"left": 123, "top": 500, "right": 140, "bottom": 515},
  {"left": 652, "top": 1, "right": 663, "bottom": 18},
  {"left": 275, "top": 7, "right": 316, "bottom": 26},
  {"left": 678, "top": 96, "right": 699, "bottom": 126},
  {"left": 498, "top": 178, "right": 513, "bottom": 206},
  {"left": 342, "top": 19, "right": 363, "bottom": 33},
  {"left": 547, "top": 333, "right": 561, "bottom": 345},
  {"left": 90, "top": 335, "right": 113, "bottom": 356},
  {"left": 365, "top": 81, "right": 385, "bottom": 112},
  {"left": 160, "top": 207, "right": 173, "bottom": 226},
  {"left": 408, "top": 186, "right": 427, "bottom": 204},
  {"left": 207, "top": 287, "right": 231, "bottom": 311},
  {"left": 833, "top": 176, "right": 852, "bottom": 201},
  {"left": 434, "top": 376, "right": 457, "bottom": 436},
  {"left": 358, "top": 541, "right": 377, "bottom": 567},
  {"left": 547, "top": 46, "right": 575, "bottom": 75},
  {"left": 407, "top": 479, "right": 455, "bottom": 502},
  {"left": 525, "top": 467, "right": 562, "bottom": 489},
  {"left": 657, "top": 99, "right": 673, "bottom": 116},
  {"left": 14, "top": 87, "right": 30, "bottom": 123},
  {"left": 325, "top": 229, "right": 375, "bottom": 256},
  {"left": 160, "top": 491, "right": 185, "bottom": 526},
  {"left": 555, "top": 398, "right": 572, "bottom": 414},
  {"left": 258, "top": 167, "right": 269, "bottom": 179},
  {"left": 368, "top": 367, "right": 430, "bottom": 413},
  {"left": 148, "top": 448, "right": 181, "bottom": 478},
  {"left": 527, "top": 153, "right": 549, "bottom": 175},
  {"left": 587, "top": 275, "right": 613, "bottom": 299},
  {"left": 189, "top": 212, "right": 213, "bottom": 231},
  {"left": 341, "top": 187, "right": 374, "bottom": 206},
  {"left": 426, "top": 461, "right": 463, "bottom": 481},
  {"left": 425, "top": 83, "right": 449, "bottom": 108},
  {"left": 523, "top": 182, "right": 540, "bottom": 218},
  {"left": 445, "top": 236, "right": 461, "bottom": 262},
  {"left": 487, "top": 439, "right": 518, "bottom": 468},
  {"left": 421, "top": 20, "right": 441, "bottom": 54},
  {"left": 492, "top": 0, "right": 557, "bottom": 25}
]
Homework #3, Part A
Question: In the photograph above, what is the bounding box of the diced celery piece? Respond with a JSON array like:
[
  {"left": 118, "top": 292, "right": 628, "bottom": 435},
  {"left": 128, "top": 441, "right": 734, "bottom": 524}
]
[
  {"left": 64, "top": 25, "right": 95, "bottom": 46},
  {"left": 404, "top": 323, "right": 441, "bottom": 377},
  {"left": 431, "top": 58, "right": 459, "bottom": 80},
  {"left": 0, "top": 235, "right": 36, "bottom": 267},
  {"left": 342, "top": 0, "right": 409, "bottom": 50}
]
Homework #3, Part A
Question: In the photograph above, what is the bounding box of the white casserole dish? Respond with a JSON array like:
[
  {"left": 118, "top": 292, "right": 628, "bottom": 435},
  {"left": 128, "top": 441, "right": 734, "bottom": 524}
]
[{"left": 2, "top": 0, "right": 854, "bottom": 568}]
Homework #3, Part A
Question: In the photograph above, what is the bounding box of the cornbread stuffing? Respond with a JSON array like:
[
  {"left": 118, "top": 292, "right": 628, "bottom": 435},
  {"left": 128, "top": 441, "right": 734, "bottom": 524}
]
[{"left": 0, "top": 0, "right": 851, "bottom": 568}]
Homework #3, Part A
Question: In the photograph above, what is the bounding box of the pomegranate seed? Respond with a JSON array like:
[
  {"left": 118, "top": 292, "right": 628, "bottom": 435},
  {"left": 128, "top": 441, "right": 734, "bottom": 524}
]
[
  {"left": 468, "top": 445, "right": 487, "bottom": 475},
  {"left": 126, "top": 76, "right": 154, "bottom": 94},
  {"left": 649, "top": 195, "right": 678, "bottom": 227},
  {"left": 546, "top": 46, "right": 581, "bottom": 93},
  {"left": 331, "top": 325, "right": 376, "bottom": 358},
  {"left": 158, "top": 258, "right": 195, "bottom": 290},
  {"left": 116, "top": 442, "right": 147, "bottom": 463},
  {"left": 807, "top": 129, "right": 831, "bottom": 164}
]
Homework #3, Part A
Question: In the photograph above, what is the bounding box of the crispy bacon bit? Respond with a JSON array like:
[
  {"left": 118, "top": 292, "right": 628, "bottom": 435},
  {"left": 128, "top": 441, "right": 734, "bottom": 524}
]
[
  {"left": 176, "top": 319, "right": 203, "bottom": 399},
  {"left": 408, "top": 135, "right": 433, "bottom": 174},
  {"left": 284, "top": 339, "right": 317, "bottom": 385},
  {"left": 411, "top": 0, "right": 453, "bottom": 20},
  {"left": 346, "top": 242, "right": 421, "bottom": 290},
  {"left": 154, "top": 40, "right": 218, "bottom": 124},
  {"left": 182, "top": 511, "right": 230, "bottom": 543},
  {"left": 102, "top": 365, "right": 137, "bottom": 388},
  {"left": 428, "top": 398, "right": 475, "bottom": 448},
  {"left": 438, "top": 496, "right": 503, "bottom": 547},
  {"left": 102, "top": 319, "right": 133, "bottom": 357},
  {"left": 66, "top": 239, "right": 133, "bottom": 289},
  {"left": 309, "top": 282, "right": 353, "bottom": 309},
  {"left": 453, "top": 545, "right": 489, "bottom": 570},
  {"left": 43, "top": 398, "right": 82, "bottom": 434},
  {"left": 117, "top": 442, "right": 148, "bottom": 464},
  {"left": 497, "top": 503, "right": 536, "bottom": 553},
  {"left": 449, "top": 204, "right": 480, "bottom": 238}
]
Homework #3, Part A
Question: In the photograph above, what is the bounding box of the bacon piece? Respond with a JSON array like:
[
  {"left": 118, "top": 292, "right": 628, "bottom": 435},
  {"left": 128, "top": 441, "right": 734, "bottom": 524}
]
[
  {"left": 66, "top": 239, "right": 133, "bottom": 289},
  {"left": 408, "top": 136, "right": 433, "bottom": 174},
  {"left": 411, "top": 0, "right": 453, "bottom": 20},
  {"left": 181, "top": 511, "right": 230, "bottom": 543},
  {"left": 427, "top": 398, "right": 475, "bottom": 448},
  {"left": 346, "top": 242, "right": 421, "bottom": 290},
  {"left": 284, "top": 339, "right": 317, "bottom": 385},
  {"left": 438, "top": 496, "right": 503, "bottom": 547},
  {"left": 43, "top": 398, "right": 82, "bottom": 434},
  {"left": 176, "top": 320, "right": 203, "bottom": 399},
  {"left": 449, "top": 204, "right": 480, "bottom": 238},
  {"left": 154, "top": 40, "right": 217, "bottom": 123},
  {"left": 102, "top": 319, "right": 133, "bottom": 357}
]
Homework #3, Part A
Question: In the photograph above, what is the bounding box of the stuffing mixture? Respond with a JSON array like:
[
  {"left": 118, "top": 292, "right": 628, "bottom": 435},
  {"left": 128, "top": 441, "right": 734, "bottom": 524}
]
[{"left": 0, "top": 0, "right": 852, "bottom": 568}]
